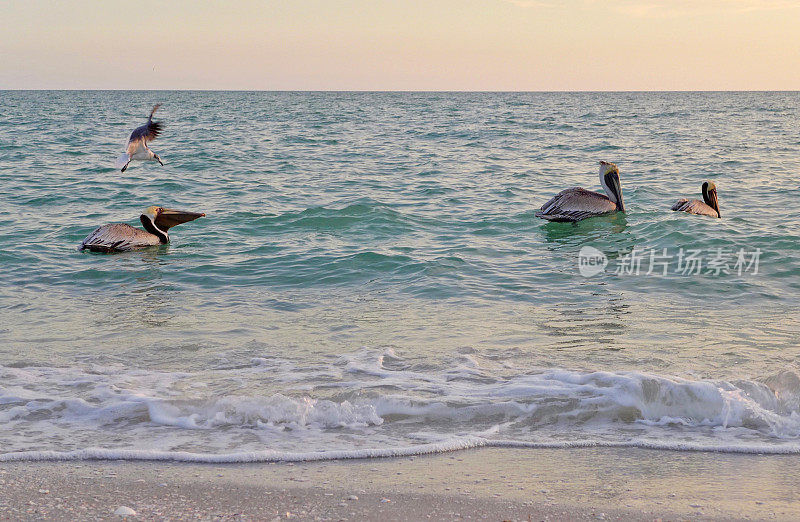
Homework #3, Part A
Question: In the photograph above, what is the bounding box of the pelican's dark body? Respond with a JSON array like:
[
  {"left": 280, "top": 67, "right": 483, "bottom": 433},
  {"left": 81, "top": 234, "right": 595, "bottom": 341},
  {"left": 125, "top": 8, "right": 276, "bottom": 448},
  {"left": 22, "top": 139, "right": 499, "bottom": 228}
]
[
  {"left": 671, "top": 199, "right": 718, "bottom": 217},
  {"left": 80, "top": 222, "right": 165, "bottom": 253},
  {"left": 536, "top": 187, "right": 619, "bottom": 222}
]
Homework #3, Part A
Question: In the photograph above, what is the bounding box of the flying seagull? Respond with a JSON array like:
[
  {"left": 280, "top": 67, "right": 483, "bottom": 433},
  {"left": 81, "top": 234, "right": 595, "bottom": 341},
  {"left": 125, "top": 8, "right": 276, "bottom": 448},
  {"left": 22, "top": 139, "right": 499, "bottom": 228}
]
[{"left": 115, "top": 105, "right": 164, "bottom": 172}]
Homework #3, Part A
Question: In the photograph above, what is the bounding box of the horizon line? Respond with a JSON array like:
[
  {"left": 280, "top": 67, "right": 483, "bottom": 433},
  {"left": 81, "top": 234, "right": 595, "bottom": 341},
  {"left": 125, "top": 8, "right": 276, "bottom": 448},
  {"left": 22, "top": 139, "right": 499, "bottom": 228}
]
[{"left": 2, "top": 89, "right": 799, "bottom": 93}]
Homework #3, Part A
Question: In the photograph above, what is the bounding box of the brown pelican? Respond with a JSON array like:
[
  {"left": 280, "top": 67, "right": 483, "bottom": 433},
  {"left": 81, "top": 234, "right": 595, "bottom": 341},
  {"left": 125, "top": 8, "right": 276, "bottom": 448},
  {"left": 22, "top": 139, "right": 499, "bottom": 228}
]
[
  {"left": 671, "top": 181, "right": 720, "bottom": 218},
  {"left": 535, "top": 161, "right": 625, "bottom": 222},
  {"left": 115, "top": 105, "right": 164, "bottom": 172},
  {"left": 80, "top": 206, "right": 204, "bottom": 253}
]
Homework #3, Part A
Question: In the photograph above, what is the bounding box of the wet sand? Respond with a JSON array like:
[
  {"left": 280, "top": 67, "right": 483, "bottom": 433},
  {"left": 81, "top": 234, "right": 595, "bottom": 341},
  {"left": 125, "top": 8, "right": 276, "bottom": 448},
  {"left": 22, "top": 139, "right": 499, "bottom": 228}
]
[{"left": 1, "top": 447, "right": 798, "bottom": 520}]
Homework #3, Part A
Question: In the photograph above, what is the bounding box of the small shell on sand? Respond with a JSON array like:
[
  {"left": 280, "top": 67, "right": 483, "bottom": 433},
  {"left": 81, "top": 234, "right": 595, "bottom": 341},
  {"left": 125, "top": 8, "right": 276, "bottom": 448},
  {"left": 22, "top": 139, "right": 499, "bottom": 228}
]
[{"left": 114, "top": 506, "right": 136, "bottom": 517}]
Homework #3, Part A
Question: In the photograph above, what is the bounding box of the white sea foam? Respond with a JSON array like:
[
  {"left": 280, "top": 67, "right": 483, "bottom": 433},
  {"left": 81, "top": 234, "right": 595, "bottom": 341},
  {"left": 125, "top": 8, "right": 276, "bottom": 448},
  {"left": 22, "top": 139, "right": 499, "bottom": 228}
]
[
  {"left": 146, "top": 394, "right": 383, "bottom": 430},
  {"left": 2, "top": 350, "right": 800, "bottom": 461},
  {"left": 4, "top": 437, "right": 800, "bottom": 463}
]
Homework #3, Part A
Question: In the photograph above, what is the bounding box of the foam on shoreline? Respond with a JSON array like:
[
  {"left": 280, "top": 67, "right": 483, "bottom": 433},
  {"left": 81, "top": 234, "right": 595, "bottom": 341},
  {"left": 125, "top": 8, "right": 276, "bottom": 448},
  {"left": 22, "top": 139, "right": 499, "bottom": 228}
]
[{"left": 4, "top": 435, "right": 800, "bottom": 464}]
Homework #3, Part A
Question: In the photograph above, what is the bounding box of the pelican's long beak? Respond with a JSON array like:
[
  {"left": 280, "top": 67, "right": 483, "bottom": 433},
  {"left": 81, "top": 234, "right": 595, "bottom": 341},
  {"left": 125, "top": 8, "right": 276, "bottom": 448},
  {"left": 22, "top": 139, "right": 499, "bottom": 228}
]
[
  {"left": 702, "top": 182, "right": 720, "bottom": 218},
  {"left": 613, "top": 176, "right": 625, "bottom": 212},
  {"left": 708, "top": 189, "right": 720, "bottom": 218},
  {"left": 607, "top": 171, "right": 625, "bottom": 212},
  {"left": 154, "top": 208, "right": 205, "bottom": 230}
]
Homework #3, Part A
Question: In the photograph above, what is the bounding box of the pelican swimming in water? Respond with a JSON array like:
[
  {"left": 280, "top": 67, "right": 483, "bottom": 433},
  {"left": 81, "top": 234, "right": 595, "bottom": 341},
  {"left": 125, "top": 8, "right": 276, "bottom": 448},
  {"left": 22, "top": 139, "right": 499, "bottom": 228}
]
[
  {"left": 80, "top": 206, "right": 204, "bottom": 253},
  {"left": 115, "top": 105, "right": 165, "bottom": 172},
  {"left": 535, "top": 161, "right": 625, "bottom": 222},
  {"left": 671, "top": 181, "right": 720, "bottom": 218}
]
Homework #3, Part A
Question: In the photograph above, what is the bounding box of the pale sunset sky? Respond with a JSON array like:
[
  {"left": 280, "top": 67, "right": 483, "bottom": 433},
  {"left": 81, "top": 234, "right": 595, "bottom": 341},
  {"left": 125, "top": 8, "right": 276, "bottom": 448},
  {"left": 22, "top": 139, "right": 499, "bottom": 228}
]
[{"left": 2, "top": 0, "right": 799, "bottom": 90}]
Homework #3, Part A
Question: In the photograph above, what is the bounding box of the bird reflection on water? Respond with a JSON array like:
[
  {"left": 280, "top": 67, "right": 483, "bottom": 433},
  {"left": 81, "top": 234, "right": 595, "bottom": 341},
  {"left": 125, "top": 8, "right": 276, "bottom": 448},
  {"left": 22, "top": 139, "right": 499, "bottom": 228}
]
[
  {"left": 87, "top": 249, "right": 179, "bottom": 331},
  {"left": 541, "top": 212, "right": 636, "bottom": 264}
]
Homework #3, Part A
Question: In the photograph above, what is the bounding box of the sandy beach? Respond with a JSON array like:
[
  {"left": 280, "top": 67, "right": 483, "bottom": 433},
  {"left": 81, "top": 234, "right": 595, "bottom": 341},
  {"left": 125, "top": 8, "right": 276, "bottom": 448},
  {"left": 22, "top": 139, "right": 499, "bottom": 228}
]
[{"left": 2, "top": 447, "right": 798, "bottom": 521}]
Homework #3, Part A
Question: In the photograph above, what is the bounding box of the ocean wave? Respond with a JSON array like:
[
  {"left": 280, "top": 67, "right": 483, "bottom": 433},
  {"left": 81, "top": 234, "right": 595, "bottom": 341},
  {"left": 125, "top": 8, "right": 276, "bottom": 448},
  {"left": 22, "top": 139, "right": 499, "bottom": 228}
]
[
  {"left": 3, "top": 354, "right": 800, "bottom": 459},
  {"left": 248, "top": 200, "right": 420, "bottom": 234}
]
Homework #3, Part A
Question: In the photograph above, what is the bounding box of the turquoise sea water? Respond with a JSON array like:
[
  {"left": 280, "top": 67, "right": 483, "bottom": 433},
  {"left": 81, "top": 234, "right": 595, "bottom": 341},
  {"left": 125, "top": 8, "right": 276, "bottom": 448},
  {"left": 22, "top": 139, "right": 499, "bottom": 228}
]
[{"left": 1, "top": 91, "right": 799, "bottom": 460}]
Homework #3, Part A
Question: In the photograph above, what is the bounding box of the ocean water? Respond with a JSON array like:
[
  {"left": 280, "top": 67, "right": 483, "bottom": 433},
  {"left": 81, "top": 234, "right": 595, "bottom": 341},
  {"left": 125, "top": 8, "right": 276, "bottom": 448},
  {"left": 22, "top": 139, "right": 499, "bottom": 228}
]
[{"left": 1, "top": 91, "right": 799, "bottom": 462}]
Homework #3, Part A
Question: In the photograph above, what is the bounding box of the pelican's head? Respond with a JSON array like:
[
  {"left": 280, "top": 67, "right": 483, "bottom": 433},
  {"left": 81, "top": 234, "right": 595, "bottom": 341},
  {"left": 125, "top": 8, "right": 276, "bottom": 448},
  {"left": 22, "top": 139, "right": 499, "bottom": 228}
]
[
  {"left": 598, "top": 161, "right": 624, "bottom": 212},
  {"left": 142, "top": 206, "right": 160, "bottom": 223},
  {"left": 701, "top": 181, "right": 720, "bottom": 218},
  {"left": 140, "top": 206, "right": 205, "bottom": 243}
]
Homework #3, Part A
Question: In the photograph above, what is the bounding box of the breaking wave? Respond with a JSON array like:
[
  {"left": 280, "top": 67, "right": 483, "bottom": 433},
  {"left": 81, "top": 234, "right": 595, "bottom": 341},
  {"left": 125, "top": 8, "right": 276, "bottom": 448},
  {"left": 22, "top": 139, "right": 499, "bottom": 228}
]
[{"left": 3, "top": 350, "right": 800, "bottom": 461}]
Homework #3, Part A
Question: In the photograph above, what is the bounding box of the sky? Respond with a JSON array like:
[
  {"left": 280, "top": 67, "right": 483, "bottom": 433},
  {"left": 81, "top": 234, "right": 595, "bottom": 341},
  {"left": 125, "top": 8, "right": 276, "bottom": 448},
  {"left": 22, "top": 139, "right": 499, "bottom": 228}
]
[{"left": 1, "top": 0, "right": 799, "bottom": 91}]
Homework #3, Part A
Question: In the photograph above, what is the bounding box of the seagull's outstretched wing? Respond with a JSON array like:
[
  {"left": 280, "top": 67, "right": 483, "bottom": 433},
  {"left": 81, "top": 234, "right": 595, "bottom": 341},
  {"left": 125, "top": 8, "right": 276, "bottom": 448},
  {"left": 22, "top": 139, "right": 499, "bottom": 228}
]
[
  {"left": 127, "top": 104, "right": 163, "bottom": 144},
  {"left": 128, "top": 122, "right": 162, "bottom": 144}
]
